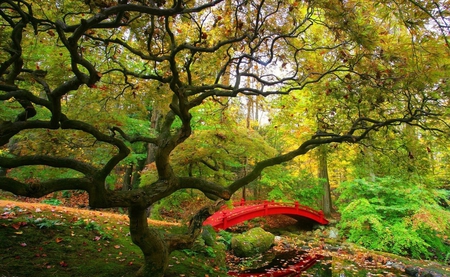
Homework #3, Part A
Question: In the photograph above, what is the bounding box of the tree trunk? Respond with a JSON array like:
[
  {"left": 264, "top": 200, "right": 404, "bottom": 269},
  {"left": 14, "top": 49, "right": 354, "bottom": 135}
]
[
  {"left": 123, "top": 164, "right": 133, "bottom": 191},
  {"left": 131, "top": 158, "right": 146, "bottom": 189},
  {"left": 129, "top": 206, "right": 169, "bottom": 277},
  {"left": 318, "top": 145, "right": 332, "bottom": 217}
]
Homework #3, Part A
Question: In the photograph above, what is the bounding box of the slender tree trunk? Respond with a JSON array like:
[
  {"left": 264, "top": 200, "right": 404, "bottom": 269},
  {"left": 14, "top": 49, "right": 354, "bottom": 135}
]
[
  {"left": 123, "top": 164, "right": 133, "bottom": 191},
  {"left": 129, "top": 206, "right": 169, "bottom": 277},
  {"left": 318, "top": 145, "right": 332, "bottom": 217}
]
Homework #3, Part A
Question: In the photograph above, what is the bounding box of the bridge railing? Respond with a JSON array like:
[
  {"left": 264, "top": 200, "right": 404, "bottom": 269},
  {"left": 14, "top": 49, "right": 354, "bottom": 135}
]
[
  {"left": 204, "top": 198, "right": 328, "bottom": 230},
  {"left": 224, "top": 199, "right": 324, "bottom": 217}
]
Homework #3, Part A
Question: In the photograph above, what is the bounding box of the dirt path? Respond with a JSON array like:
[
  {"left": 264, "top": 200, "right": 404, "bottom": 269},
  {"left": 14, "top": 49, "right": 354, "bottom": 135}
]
[{"left": 0, "top": 199, "right": 180, "bottom": 227}]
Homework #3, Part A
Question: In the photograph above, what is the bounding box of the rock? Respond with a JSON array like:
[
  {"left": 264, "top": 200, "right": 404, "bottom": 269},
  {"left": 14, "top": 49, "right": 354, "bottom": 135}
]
[
  {"left": 231, "top": 227, "right": 275, "bottom": 257},
  {"left": 405, "top": 266, "right": 444, "bottom": 277},
  {"left": 323, "top": 245, "right": 340, "bottom": 252},
  {"left": 274, "top": 236, "right": 282, "bottom": 244},
  {"left": 328, "top": 227, "right": 339, "bottom": 239}
]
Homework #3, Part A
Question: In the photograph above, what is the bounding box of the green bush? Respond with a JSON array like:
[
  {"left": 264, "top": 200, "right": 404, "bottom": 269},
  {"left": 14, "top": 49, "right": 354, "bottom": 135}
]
[
  {"left": 337, "top": 177, "right": 450, "bottom": 260},
  {"left": 41, "top": 198, "right": 62, "bottom": 206}
]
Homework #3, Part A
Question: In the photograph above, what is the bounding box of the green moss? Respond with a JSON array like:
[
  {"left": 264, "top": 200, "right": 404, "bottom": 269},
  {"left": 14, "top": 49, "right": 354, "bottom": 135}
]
[{"left": 231, "top": 227, "right": 275, "bottom": 257}]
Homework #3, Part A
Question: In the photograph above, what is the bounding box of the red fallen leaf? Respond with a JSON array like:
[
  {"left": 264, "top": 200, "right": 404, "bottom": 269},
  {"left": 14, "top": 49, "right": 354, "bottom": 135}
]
[
  {"left": 60, "top": 261, "right": 68, "bottom": 267},
  {"left": 11, "top": 222, "right": 22, "bottom": 230},
  {"left": 55, "top": 237, "right": 63, "bottom": 243},
  {"left": 128, "top": 261, "right": 133, "bottom": 266},
  {"left": 12, "top": 221, "right": 27, "bottom": 230}
]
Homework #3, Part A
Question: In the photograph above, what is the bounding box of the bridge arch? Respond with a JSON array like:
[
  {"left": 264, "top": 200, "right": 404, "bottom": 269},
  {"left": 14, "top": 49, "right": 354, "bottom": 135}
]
[{"left": 203, "top": 199, "right": 329, "bottom": 231}]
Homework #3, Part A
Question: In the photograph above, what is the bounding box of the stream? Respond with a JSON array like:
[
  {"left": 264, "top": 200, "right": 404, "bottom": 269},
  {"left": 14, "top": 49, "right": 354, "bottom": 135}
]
[{"left": 227, "top": 249, "right": 407, "bottom": 277}]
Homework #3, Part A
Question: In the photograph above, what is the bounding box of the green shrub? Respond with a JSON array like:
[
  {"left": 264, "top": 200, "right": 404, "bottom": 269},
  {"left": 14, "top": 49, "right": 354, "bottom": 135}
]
[
  {"left": 217, "top": 230, "right": 233, "bottom": 249},
  {"left": 41, "top": 198, "right": 62, "bottom": 206},
  {"left": 337, "top": 177, "right": 450, "bottom": 260},
  {"left": 73, "top": 219, "right": 112, "bottom": 240}
]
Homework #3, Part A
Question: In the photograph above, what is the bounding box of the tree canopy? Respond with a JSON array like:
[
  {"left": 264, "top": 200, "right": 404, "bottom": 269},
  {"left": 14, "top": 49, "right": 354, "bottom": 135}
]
[{"left": 1, "top": 0, "right": 449, "bottom": 276}]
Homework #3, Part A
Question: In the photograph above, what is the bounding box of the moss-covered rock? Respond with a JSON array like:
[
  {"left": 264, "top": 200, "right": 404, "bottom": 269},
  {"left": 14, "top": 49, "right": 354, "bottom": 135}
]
[{"left": 231, "top": 227, "right": 275, "bottom": 257}]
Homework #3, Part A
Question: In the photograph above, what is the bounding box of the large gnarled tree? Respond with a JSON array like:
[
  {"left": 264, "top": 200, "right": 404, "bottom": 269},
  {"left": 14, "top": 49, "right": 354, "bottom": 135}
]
[{"left": 1, "top": 0, "right": 449, "bottom": 276}]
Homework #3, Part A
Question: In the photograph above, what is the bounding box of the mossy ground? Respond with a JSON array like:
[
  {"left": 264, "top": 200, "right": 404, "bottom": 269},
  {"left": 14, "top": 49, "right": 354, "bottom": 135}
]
[{"left": 0, "top": 200, "right": 226, "bottom": 277}]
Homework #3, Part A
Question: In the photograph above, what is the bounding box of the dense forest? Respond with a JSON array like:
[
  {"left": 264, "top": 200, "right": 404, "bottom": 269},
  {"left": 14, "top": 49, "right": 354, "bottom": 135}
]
[{"left": 1, "top": 0, "right": 450, "bottom": 276}]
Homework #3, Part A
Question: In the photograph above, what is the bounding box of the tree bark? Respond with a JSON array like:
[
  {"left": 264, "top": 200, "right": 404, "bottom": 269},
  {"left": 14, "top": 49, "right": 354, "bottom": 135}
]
[
  {"left": 318, "top": 145, "right": 332, "bottom": 217},
  {"left": 123, "top": 164, "right": 133, "bottom": 191},
  {"left": 128, "top": 206, "right": 168, "bottom": 277}
]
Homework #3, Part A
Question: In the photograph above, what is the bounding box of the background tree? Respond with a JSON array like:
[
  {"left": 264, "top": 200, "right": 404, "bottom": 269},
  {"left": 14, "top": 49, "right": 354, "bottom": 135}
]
[{"left": 1, "top": 0, "right": 449, "bottom": 276}]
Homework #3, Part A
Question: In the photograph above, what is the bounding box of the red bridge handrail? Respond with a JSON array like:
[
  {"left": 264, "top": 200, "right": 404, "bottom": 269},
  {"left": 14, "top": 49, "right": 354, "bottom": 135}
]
[
  {"left": 227, "top": 199, "right": 324, "bottom": 217},
  {"left": 204, "top": 199, "right": 329, "bottom": 230}
]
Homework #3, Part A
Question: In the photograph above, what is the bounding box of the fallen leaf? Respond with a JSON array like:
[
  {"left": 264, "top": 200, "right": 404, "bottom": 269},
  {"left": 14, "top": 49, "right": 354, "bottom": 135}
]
[
  {"left": 20, "top": 242, "right": 27, "bottom": 247},
  {"left": 114, "top": 245, "right": 120, "bottom": 249},
  {"left": 55, "top": 237, "right": 63, "bottom": 243},
  {"left": 59, "top": 261, "right": 68, "bottom": 267},
  {"left": 11, "top": 222, "right": 20, "bottom": 230},
  {"left": 11, "top": 222, "right": 26, "bottom": 230}
]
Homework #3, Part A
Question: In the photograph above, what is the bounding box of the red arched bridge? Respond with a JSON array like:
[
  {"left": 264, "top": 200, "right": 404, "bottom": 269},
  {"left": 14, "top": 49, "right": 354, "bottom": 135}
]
[{"left": 203, "top": 199, "right": 329, "bottom": 231}]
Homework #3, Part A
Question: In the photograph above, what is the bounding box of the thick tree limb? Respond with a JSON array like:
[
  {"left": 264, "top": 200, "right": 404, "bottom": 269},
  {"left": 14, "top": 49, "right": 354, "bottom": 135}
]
[
  {"left": 0, "top": 120, "right": 54, "bottom": 146},
  {"left": 0, "top": 155, "right": 97, "bottom": 175},
  {"left": 111, "top": 127, "right": 159, "bottom": 144},
  {"left": 0, "top": 177, "right": 92, "bottom": 198}
]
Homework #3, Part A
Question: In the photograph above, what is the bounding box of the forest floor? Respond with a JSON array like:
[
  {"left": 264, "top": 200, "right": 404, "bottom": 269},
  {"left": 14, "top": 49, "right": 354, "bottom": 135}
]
[{"left": 1, "top": 194, "right": 450, "bottom": 277}]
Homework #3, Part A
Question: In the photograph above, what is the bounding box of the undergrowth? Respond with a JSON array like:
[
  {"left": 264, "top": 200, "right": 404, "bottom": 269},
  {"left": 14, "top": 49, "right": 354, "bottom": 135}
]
[{"left": 337, "top": 177, "right": 450, "bottom": 261}]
